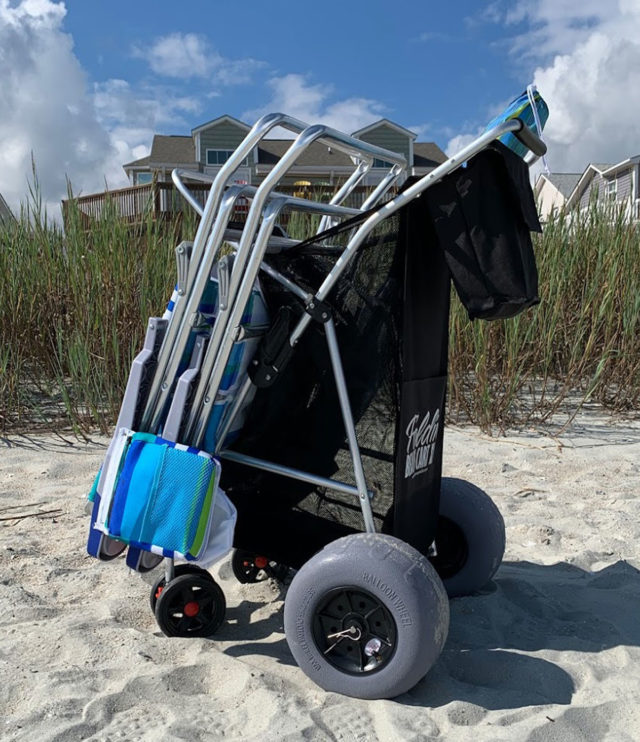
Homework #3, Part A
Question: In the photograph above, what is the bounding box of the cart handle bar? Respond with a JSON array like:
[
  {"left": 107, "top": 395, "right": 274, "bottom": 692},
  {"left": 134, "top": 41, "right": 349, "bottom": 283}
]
[{"left": 512, "top": 118, "right": 547, "bottom": 157}]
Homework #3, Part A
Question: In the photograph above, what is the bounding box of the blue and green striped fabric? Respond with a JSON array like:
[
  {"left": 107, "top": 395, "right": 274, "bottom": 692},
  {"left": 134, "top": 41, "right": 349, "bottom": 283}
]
[
  {"left": 485, "top": 88, "right": 549, "bottom": 158},
  {"left": 105, "top": 432, "right": 220, "bottom": 560}
]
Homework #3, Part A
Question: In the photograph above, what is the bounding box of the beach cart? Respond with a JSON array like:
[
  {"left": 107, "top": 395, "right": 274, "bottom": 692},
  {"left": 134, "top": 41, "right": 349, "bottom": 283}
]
[{"left": 86, "top": 90, "right": 548, "bottom": 699}]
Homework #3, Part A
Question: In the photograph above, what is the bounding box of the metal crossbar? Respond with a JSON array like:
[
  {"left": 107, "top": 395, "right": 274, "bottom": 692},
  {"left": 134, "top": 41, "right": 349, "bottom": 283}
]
[{"left": 133, "top": 114, "right": 545, "bottom": 533}]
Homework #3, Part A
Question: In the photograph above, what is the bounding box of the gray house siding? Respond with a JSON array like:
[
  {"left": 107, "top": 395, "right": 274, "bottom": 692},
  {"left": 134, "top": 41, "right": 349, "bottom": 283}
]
[
  {"left": 580, "top": 173, "right": 606, "bottom": 209},
  {"left": 580, "top": 169, "right": 633, "bottom": 210},
  {"left": 198, "top": 121, "right": 249, "bottom": 165},
  {"left": 612, "top": 170, "right": 632, "bottom": 202},
  {"left": 355, "top": 124, "right": 411, "bottom": 165}
]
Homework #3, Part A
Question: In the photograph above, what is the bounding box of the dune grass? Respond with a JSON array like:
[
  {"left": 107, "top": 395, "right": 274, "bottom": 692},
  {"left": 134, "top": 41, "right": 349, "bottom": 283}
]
[
  {"left": 448, "top": 203, "right": 640, "bottom": 429},
  {"left": 1, "top": 191, "right": 638, "bottom": 435},
  {"left": 1, "top": 188, "right": 196, "bottom": 434}
]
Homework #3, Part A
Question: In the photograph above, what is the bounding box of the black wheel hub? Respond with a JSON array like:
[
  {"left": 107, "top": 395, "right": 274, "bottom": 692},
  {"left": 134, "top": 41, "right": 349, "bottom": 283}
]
[
  {"left": 231, "top": 549, "right": 289, "bottom": 584},
  {"left": 154, "top": 574, "right": 225, "bottom": 638},
  {"left": 430, "top": 516, "right": 469, "bottom": 579},
  {"left": 312, "top": 587, "right": 397, "bottom": 674},
  {"left": 149, "top": 564, "right": 214, "bottom": 613}
]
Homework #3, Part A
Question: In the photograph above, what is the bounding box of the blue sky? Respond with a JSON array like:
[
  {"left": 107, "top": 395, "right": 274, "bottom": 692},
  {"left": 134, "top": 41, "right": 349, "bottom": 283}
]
[
  {"left": 62, "top": 0, "right": 530, "bottom": 140},
  {"left": 2, "top": 0, "right": 640, "bottom": 213}
]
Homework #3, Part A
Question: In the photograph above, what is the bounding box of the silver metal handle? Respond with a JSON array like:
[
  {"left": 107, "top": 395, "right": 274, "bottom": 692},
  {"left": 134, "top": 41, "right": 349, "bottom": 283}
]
[{"left": 512, "top": 118, "right": 547, "bottom": 157}]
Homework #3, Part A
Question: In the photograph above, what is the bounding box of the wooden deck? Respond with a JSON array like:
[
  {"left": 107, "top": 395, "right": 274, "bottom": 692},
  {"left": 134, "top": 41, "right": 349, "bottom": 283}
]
[{"left": 61, "top": 181, "right": 377, "bottom": 229}]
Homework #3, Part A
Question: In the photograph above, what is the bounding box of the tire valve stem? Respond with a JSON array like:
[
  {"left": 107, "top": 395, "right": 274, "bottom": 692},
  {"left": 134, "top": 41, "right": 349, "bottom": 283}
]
[{"left": 364, "top": 637, "right": 383, "bottom": 657}]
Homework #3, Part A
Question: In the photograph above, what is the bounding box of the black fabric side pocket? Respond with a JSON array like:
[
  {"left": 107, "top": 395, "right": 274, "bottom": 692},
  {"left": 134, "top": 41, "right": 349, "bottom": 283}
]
[{"left": 425, "top": 142, "right": 541, "bottom": 321}]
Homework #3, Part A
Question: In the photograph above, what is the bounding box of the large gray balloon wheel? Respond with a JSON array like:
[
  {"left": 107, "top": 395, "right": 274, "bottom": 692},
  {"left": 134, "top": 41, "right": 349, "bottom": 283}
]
[
  {"left": 283, "top": 533, "right": 449, "bottom": 699},
  {"left": 432, "top": 477, "right": 505, "bottom": 598}
]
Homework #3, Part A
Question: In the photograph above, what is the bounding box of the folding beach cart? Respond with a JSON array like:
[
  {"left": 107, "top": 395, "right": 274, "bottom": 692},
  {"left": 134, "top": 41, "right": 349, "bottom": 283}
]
[{"left": 87, "top": 91, "right": 548, "bottom": 699}]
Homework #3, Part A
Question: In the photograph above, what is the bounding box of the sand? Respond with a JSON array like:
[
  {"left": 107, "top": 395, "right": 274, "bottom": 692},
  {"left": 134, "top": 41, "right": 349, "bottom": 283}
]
[{"left": 1, "top": 407, "right": 639, "bottom": 742}]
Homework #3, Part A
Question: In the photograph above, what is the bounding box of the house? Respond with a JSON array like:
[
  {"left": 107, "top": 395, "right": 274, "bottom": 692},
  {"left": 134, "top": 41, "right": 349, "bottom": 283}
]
[
  {"left": 534, "top": 172, "right": 581, "bottom": 220},
  {"left": 0, "top": 192, "right": 14, "bottom": 224},
  {"left": 567, "top": 157, "right": 640, "bottom": 220},
  {"left": 123, "top": 115, "right": 447, "bottom": 188},
  {"left": 535, "top": 156, "right": 640, "bottom": 221}
]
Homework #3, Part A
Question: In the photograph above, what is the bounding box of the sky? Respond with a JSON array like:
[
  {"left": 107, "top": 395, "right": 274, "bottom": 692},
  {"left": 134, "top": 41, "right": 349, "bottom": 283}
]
[{"left": 2, "top": 0, "right": 640, "bottom": 215}]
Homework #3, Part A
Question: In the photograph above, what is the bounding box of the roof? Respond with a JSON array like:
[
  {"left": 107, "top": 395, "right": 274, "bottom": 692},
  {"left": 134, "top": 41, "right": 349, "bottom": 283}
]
[
  {"left": 150, "top": 135, "right": 195, "bottom": 165},
  {"left": 0, "top": 192, "right": 14, "bottom": 223},
  {"left": 413, "top": 142, "right": 447, "bottom": 169},
  {"left": 192, "top": 114, "right": 250, "bottom": 136},
  {"left": 123, "top": 154, "right": 151, "bottom": 169},
  {"left": 352, "top": 118, "right": 417, "bottom": 140},
  {"left": 601, "top": 155, "right": 640, "bottom": 176},
  {"left": 592, "top": 163, "right": 614, "bottom": 173},
  {"left": 257, "top": 140, "right": 354, "bottom": 168},
  {"left": 542, "top": 173, "right": 582, "bottom": 198},
  {"left": 120, "top": 118, "right": 447, "bottom": 174}
]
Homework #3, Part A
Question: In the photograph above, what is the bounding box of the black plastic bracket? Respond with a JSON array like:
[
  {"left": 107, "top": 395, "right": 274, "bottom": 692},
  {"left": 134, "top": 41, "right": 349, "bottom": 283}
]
[
  {"left": 249, "top": 307, "right": 295, "bottom": 388},
  {"left": 305, "top": 297, "right": 332, "bottom": 323}
]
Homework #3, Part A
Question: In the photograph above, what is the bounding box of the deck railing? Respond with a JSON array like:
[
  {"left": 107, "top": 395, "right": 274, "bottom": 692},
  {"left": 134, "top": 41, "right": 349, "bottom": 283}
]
[{"left": 62, "top": 181, "right": 378, "bottom": 228}]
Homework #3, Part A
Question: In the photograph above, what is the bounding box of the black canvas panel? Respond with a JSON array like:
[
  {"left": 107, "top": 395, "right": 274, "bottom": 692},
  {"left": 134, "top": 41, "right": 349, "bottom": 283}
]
[{"left": 392, "top": 196, "right": 451, "bottom": 553}]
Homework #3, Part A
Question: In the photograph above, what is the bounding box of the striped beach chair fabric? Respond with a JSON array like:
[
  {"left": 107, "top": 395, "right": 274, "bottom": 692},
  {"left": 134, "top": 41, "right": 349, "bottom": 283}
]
[
  {"left": 484, "top": 86, "right": 549, "bottom": 159},
  {"left": 91, "top": 428, "right": 233, "bottom": 563},
  {"left": 87, "top": 258, "right": 265, "bottom": 566}
]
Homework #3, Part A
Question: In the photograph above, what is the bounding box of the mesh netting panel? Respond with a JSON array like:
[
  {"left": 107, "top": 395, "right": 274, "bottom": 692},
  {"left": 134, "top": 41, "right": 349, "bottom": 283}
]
[
  {"left": 223, "top": 216, "right": 402, "bottom": 553},
  {"left": 142, "top": 447, "right": 213, "bottom": 553}
]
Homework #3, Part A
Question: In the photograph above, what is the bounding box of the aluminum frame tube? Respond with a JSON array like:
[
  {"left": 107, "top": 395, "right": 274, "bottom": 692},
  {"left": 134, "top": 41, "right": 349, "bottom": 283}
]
[
  {"left": 324, "top": 317, "right": 377, "bottom": 533},
  {"left": 184, "top": 196, "right": 288, "bottom": 445},
  {"left": 142, "top": 183, "right": 256, "bottom": 431},
  {"left": 290, "top": 118, "right": 540, "bottom": 346},
  {"left": 218, "top": 450, "right": 373, "bottom": 500}
]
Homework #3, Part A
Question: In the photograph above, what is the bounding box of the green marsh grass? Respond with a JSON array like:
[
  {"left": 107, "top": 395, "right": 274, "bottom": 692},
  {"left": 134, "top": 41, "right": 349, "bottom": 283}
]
[{"left": 0, "top": 192, "right": 638, "bottom": 434}]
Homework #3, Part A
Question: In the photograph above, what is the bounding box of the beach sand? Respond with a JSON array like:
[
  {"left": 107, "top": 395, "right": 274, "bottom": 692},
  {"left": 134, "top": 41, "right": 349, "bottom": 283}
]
[{"left": 1, "top": 408, "right": 639, "bottom": 741}]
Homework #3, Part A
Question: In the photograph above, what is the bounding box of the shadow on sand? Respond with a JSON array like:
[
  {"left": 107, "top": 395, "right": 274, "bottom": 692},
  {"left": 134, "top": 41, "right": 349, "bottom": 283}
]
[{"left": 212, "top": 558, "right": 640, "bottom": 709}]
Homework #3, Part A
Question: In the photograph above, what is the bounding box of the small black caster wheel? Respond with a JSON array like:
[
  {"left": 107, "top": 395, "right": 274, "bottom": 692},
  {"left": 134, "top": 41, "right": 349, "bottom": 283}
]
[
  {"left": 149, "top": 564, "right": 214, "bottom": 613},
  {"left": 154, "top": 573, "right": 226, "bottom": 638},
  {"left": 231, "top": 549, "right": 289, "bottom": 584}
]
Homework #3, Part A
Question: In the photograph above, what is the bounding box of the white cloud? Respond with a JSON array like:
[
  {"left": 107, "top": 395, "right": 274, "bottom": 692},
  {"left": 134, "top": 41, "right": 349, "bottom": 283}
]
[
  {"left": 464, "top": 0, "right": 640, "bottom": 172},
  {"left": 0, "top": 5, "right": 212, "bottom": 215},
  {"left": 0, "top": 1, "right": 135, "bottom": 213},
  {"left": 243, "top": 74, "right": 387, "bottom": 135},
  {"left": 445, "top": 133, "right": 480, "bottom": 157},
  {"left": 133, "top": 32, "right": 264, "bottom": 84}
]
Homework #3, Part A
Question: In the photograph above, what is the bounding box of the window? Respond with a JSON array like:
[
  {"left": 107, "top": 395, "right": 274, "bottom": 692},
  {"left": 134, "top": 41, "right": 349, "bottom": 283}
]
[
  {"left": 372, "top": 158, "right": 393, "bottom": 169},
  {"left": 136, "top": 172, "right": 153, "bottom": 185},
  {"left": 206, "top": 149, "right": 233, "bottom": 165},
  {"left": 606, "top": 178, "right": 617, "bottom": 201},
  {"left": 206, "top": 149, "right": 248, "bottom": 166}
]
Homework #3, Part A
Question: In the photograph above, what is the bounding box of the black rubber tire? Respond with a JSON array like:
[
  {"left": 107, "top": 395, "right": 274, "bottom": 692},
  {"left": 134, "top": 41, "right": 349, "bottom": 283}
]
[
  {"left": 433, "top": 477, "right": 505, "bottom": 598},
  {"left": 149, "top": 564, "right": 214, "bottom": 613},
  {"left": 231, "top": 549, "right": 288, "bottom": 584},
  {"left": 155, "top": 573, "right": 226, "bottom": 638},
  {"left": 283, "top": 533, "right": 449, "bottom": 699},
  {"left": 231, "top": 549, "right": 269, "bottom": 583}
]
